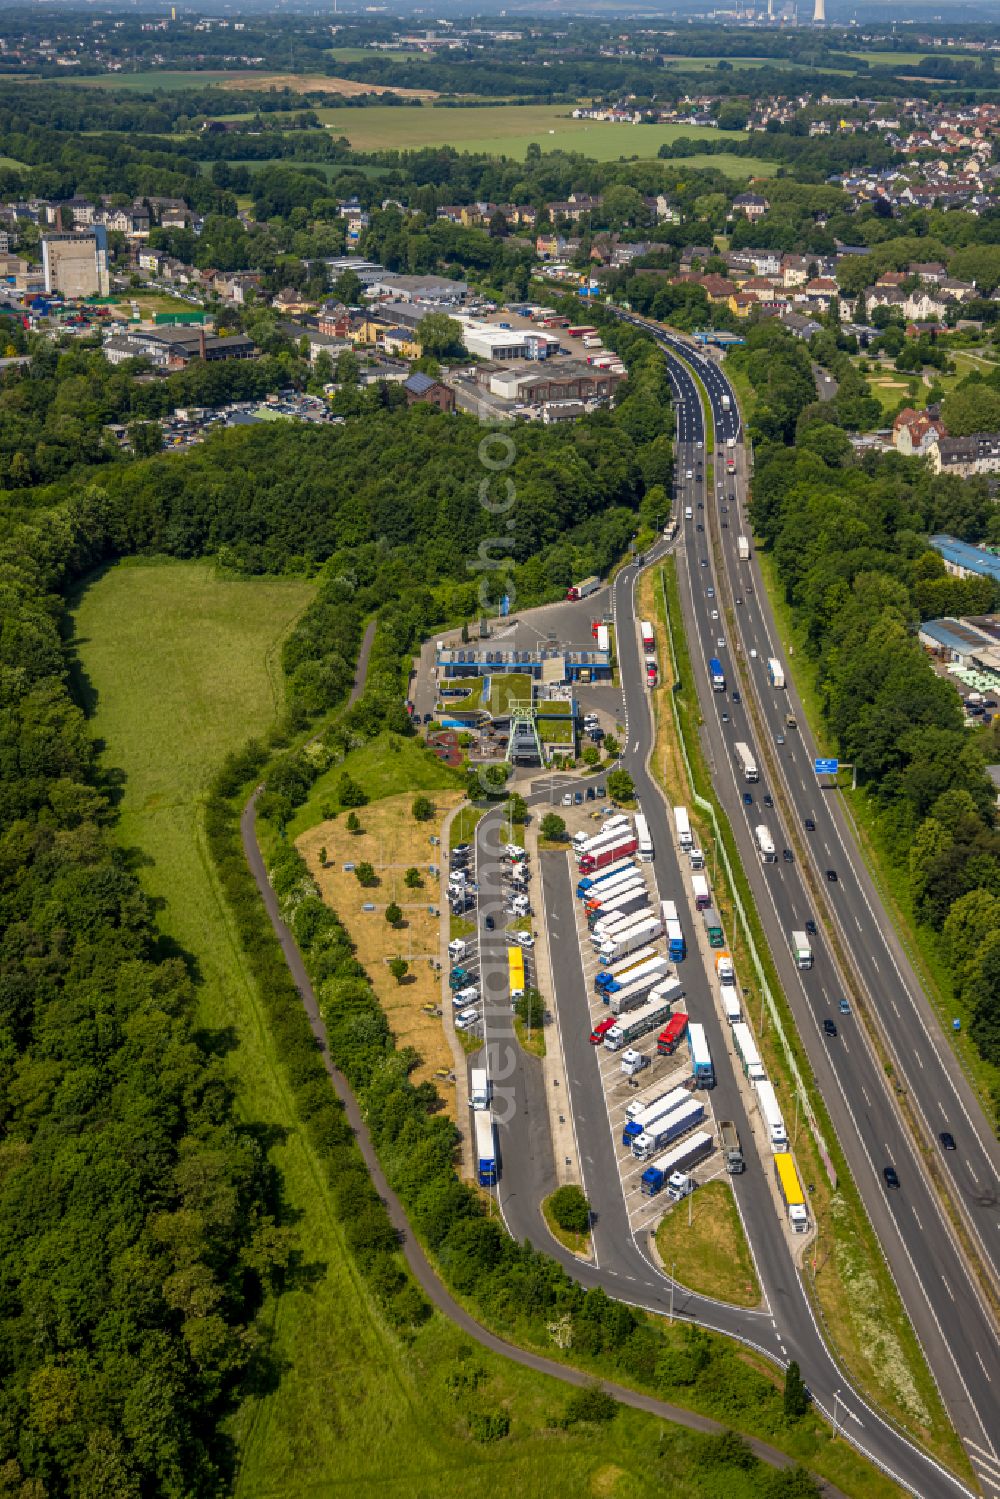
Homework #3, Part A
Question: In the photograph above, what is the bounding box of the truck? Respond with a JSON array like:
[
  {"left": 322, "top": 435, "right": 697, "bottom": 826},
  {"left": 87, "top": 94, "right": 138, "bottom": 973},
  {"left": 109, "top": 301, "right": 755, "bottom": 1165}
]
[
  {"left": 635, "top": 812, "right": 653, "bottom": 863},
  {"left": 585, "top": 876, "right": 646, "bottom": 919},
  {"left": 737, "top": 536, "right": 751, "bottom": 561},
  {"left": 620, "top": 1049, "right": 649, "bottom": 1078},
  {"left": 590, "top": 894, "right": 650, "bottom": 938},
  {"left": 673, "top": 806, "right": 693, "bottom": 850},
  {"left": 574, "top": 816, "right": 629, "bottom": 854},
  {"left": 599, "top": 955, "right": 669, "bottom": 999},
  {"left": 715, "top": 951, "right": 735, "bottom": 984},
  {"left": 709, "top": 656, "right": 726, "bottom": 693},
  {"left": 623, "top": 1083, "right": 691, "bottom": 1137},
  {"left": 720, "top": 1119, "right": 745, "bottom": 1174},
  {"left": 474, "top": 1110, "right": 498, "bottom": 1186},
  {"left": 590, "top": 910, "right": 639, "bottom": 947},
  {"left": 604, "top": 983, "right": 682, "bottom": 1050},
  {"left": 590, "top": 1014, "right": 618, "bottom": 1045},
  {"left": 734, "top": 741, "right": 759, "bottom": 782},
  {"left": 755, "top": 1079, "right": 788, "bottom": 1151},
  {"left": 582, "top": 334, "right": 603, "bottom": 349},
  {"left": 661, "top": 899, "right": 678, "bottom": 924},
  {"left": 639, "top": 620, "right": 656, "bottom": 658},
  {"left": 755, "top": 824, "right": 776, "bottom": 864},
  {"left": 576, "top": 857, "right": 635, "bottom": 897},
  {"left": 567, "top": 325, "right": 597, "bottom": 338},
  {"left": 448, "top": 938, "right": 468, "bottom": 963},
  {"left": 632, "top": 1097, "right": 706, "bottom": 1160},
  {"left": 691, "top": 873, "right": 711, "bottom": 911},
  {"left": 607, "top": 964, "right": 673, "bottom": 1016},
  {"left": 566, "top": 575, "right": 600, "bottom": 602},
  {"left": 646, "top": 660, "right": 658, "bottom": 690},
  {"left": 702, "top": 906, "right": 724, "bottom": 948},
  {"left": 584, "top": 866, "right": 644, "bottom": 904},
  {"left": 774, "top": 1152, "right": 809, "bottom": 1233},
  {"left": 657, "top": 1011, "right": 689, "bottom": 1056},
  {"left": 732, "top": 1022, "right": 766, "bottom": 1085},
  {"left": 595, "top": 622, "right": 610, "bottom": 653},
  {"left": 767, "top": 658, "right": 785, "bottom": 690},
  {"left": 469, "top": 1067, "right": 490, "bottom": 1111},
  {"left": 639, "top": 1131, "right": 714, "bottom": 1196},
  {"left": 579, "top": 832, "right": 639, "bottom": 874},
  {"left": 721, "top": 393, "right": 731, "bottom": 413},
  {"left": 687, "top": 1020, "right": 716, "bottom": 1088},
  {"left": 720, "top": 983, "right": 742, "bottom": 1026},
  {"left": 666, "top": 918, "right": 686, "bottom": 961},
  {"left": 792, "top": 930, "right": 813, "bottom": 970},
  {"left": 594, "top": 946, "right": 659, "bottom": 993},
  {"left": 597, "top": 914, "right": 664, "bottom": 965}
]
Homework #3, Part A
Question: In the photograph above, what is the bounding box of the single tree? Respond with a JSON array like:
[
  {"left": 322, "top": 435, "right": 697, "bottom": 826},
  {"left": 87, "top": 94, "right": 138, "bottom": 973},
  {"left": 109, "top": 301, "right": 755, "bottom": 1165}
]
[
  {"left": 389, "top": 956, "right": 409, "bottom": 985},
  {"left": 549, "top": 1184, "right": 591, "bottom": 1235},
  {"left": 318, "top": 845, "right": 328, "bottom": 867},
  {"left": 603, "top": 733, "right": 620, "bottom": 757},
  {"left": 404, "top": 866, "right": 422, "bottom": 888},
  {"left": 515, "top": 987, "right": 545, "bottom": 1030},
  {"left": 338, "top": 773, "right": 368, "bottom": 808},
  {"left": 783, "top": 1360, "right": 810, "bottom": 1420},
  {"left": 606, "top": 768, "right": 635, "bottom": 804},
  {"left": 355, "top": 861, "right": 377, "bottom": 888},
  {"left": 540, "top": 812, "right": 567, "bottom": 842},
  {"left": 508, "top": 793, "right": 528, "bottom": 825},
  {"left": 412, "top": 794, "right": 434, "bottom": 822},
  {"left": 385, "top": 901, "right": 403, "bottom": 927},
  {"left": 346, "top": 811, "right": 362, "bottom": 834},
  {"left": 582, "top": 746, "right": 600, "bottom": 767}
]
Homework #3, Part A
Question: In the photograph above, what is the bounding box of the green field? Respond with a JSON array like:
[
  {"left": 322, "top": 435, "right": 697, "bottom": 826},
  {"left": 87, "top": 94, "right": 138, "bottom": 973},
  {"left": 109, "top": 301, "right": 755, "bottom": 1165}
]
[
  {"left": 328, "top": 45, "right": 428, "bottom": 63},
  {"left": 847, "top": 49, "right": 937, "bottom": 66},
  {"left": 58, "top": 69, "right": 243, "bottom": 90},
  {"left": 317, "top": 102, "right": 743, "bottom": 159},
  {"left": 67, "top": 554, "right": 854, "bottom": 1498}
]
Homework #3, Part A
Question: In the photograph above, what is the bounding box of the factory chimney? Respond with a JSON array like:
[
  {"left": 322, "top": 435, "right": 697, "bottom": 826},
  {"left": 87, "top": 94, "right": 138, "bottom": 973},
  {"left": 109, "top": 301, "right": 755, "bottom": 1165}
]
[{"left": 813, "top": 0, "right": 826, "bottom": 22}]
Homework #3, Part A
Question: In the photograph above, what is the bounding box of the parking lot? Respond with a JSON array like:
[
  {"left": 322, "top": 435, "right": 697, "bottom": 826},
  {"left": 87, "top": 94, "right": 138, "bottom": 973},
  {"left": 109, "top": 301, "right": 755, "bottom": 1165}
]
[{"left": 446, "top": 834, "right": 539, "bottom": 1042}]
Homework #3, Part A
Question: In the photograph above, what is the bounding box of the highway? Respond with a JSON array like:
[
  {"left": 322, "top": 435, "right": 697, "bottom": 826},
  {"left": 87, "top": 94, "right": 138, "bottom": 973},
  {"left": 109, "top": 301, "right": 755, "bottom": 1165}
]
[
  {"left": 470, "top": 566, "right": 986, "bottom": 1496},
  {"left": 639, "top": 324, "right": 1000, "bottom": 1493}
]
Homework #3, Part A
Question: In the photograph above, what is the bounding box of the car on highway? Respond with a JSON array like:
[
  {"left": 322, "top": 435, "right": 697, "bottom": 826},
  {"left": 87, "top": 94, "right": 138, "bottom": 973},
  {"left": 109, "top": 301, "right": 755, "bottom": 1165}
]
[
  {"left": 763, "top": 792, "right": 773, "bottom": 806},
  {"left": 722, "top": 521, "right": 729, "bottom": 529},
  {"left": 742, "top": 792, "right": 753, "bottom": 806},
  {"left": 883, "top": 1166, "right": 900, "bottom": 1191},
  {"left": 485, "top": 915, "right": 495, "bottom": 931},
  {"left": 721, "top": 505, "right": 728, "bottom": 514},
  {"left": 707, "top": 587, "right": 715, "bottom": 597},
  {"left": 823, "top": 1018, "right": 837, "bottom": 1037},
  {"left": 697, "top": 500, "right": 704, "bottom": 509},
  {"left": 721, "top": 711, "right": 729, "bottom": 723},
  {"left": 939, "top": 1131, "right": 956, "bottom": 1151},
  {"left": 804, "top": 817, "right": 816, "bottom": 831},
  {"left": 735, "top": 596, "right": 743, "bottom": 606},
  {"left": 732, "top": 690, "right": 740, "bottom": 703},
  {"left": 826, "top": 868, "right": 838, "bottom": 882},
  {"left": 696, "top": 523, "right": 705, "bottom": 532},
  {"left": 701, "top": 558, "right": 709, "bottom": 567},
  {"left": 711, "top": 609, "right": 719, "bottom": 620},
  {"left": 805, "top": 919, "right": 817, "bottom": 936},
  {"left": 838, "top": 998, "right": 851, "bottom": 1015},
  {"left": 455, "top": 1007, "right": 481, "bottom": 1032},
  {"left": 783, "top": 848, "right": 794, "bottom": 863},
  {"left": 716, "top": 637, "right": 725, "bottom": 649}
]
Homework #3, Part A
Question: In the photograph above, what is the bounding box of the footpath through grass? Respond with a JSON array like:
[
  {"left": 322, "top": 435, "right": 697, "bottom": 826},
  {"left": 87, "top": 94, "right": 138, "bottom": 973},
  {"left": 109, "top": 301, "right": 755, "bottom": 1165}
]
[
  {"left": 655, "top": 1181, "right": 761, "bottom": 1309},
  {"left": 71, "top": 558, "right": 824, "bottom": 1497},
  {"left": 645, "top": 561, "right": 971, "bottom": 1484}
]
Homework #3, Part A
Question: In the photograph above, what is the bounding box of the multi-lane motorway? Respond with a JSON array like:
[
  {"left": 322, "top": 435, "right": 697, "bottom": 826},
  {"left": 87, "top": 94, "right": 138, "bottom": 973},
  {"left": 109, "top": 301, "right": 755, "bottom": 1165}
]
[
  {"left": 467, "top": 320, "right": 1000, "bottom": 1498},
  {"left": 640, "top": 323, "right": 1000, "bottom": 1491}
]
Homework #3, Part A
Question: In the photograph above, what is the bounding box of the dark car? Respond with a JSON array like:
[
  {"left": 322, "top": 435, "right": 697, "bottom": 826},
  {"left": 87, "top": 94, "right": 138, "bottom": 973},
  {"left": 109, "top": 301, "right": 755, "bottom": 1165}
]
[
  {"left": 423, "top": 712, "right": 433, "bottom": 723},
  {"left": 484, "top": 915, "right": 495, "bottom": 931},
  {"left": 701, "top": 558, "right": 709, "bottom": 567},
  {"left": 732, "top": 690, "right": 741, "bottom": 704},
  {"left": 721, "top": 521, "right": 729, "bottom": 529},
  {"left": 696, "top": 523, "right": 705, "bottom": 532},
  {"left": 939, "top": 1131, "right": 957, "bottom": 1152},
  {"left": 823, "top": 1018, "right": 837, "bottom": 1037},
  {"left": 697, "top": 501, "right": 704, "bottom": 509},
  {"left": 805, "top": 919, "right": 817, "bottom": 937},
  {"left": 721, "top": 505, "right": 729, "bottom": 514},
  {"left": 783, "top": 848, "right": 794, "bottom": 863},
  {"left": 804, "top": 817, "right": 816, "bottom": 832},
  {"left": 586, "top": 786, "right": 596, "bottom": 800},
  {"left": 826, "top": 868, "right": 838, "bottom": 882},
  {"left": 763, "top": 793, "right": 773, "bottom": 807},
  {"left": 743, "top": 791, "right": 753, "bottom": 806},
  {"left": 597, "top": 784, "right": 606, "bottom": 797},
  {"left": 574, "top": 791, "right": 583, "bottom": 805},
  {"left": 736, "top": 596, "right": 743, "bottom": 606},
  {"left": 883, "top": 1166, "right": 900, "bottom": 1191}
]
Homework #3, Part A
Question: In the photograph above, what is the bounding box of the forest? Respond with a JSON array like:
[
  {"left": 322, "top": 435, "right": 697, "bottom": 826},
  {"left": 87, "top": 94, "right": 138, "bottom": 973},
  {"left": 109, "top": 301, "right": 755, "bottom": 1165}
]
[
  {"left": 737, "top": 322, "right": 1000, "bottom": 1077},
  {"left": 0, "top": 324, "right": 672, "bottom": 1493}
]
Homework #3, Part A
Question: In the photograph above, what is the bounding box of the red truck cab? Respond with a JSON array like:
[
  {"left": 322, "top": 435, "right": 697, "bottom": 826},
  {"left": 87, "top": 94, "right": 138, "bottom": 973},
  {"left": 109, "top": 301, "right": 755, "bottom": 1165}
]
[{"left": 590, "top": 1015, "right": 617, "bottom": 1045}]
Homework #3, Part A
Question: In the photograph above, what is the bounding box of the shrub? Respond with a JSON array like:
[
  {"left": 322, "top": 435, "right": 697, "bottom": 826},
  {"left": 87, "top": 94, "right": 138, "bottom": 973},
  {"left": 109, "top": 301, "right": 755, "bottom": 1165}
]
[{"left": 549, "top": 1185, "right": 591, "bottom": 1235}]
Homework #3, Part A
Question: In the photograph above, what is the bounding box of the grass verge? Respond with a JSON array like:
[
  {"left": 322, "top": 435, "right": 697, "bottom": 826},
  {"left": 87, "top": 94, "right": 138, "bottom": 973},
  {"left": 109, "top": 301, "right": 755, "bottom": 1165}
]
[
  {"left": 644, "top": 560, "right": 972, "bottom": 1484},
  {"left": 542, "top": 1194, "right": 592, "bottom": 1258},
  {"left": 451, "top": 803, "right": 487, "bottom": 848},
  {"left": 654, "top": 1181, "right": 762, "bottom": 1309},
  {"left": 514, "top": 1016, "right": 546, "bottom": 1058}
]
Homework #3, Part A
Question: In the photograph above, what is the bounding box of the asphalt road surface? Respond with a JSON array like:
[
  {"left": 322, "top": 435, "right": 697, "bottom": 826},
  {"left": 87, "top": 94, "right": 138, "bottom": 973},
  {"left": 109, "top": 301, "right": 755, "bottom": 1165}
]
[{"left": 636, "top": 322, "right": 999, "bottom": 1496}]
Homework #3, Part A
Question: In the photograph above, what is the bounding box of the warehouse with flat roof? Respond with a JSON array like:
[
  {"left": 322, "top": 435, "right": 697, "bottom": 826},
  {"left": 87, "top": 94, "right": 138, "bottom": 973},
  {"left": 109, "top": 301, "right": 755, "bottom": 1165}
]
[{"left": 930, "top": 535, "right": 1000, "bottom": 583}]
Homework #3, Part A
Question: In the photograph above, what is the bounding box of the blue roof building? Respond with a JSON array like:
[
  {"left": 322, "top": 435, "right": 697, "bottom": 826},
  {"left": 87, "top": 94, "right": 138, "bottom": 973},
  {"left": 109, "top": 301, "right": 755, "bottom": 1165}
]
[{"left": 930, "top": 535, "right": 1000, "bottom": 584}]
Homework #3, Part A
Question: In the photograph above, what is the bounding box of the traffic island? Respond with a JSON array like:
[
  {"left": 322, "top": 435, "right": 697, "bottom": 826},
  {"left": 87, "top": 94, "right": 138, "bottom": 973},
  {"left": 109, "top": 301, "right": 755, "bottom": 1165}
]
[
  {"left": 542, "top": 1188, "right": 594, "bottom": 1261},
  {"left": 651, "top": 1180, "right": 762, "bottom": 1310}
]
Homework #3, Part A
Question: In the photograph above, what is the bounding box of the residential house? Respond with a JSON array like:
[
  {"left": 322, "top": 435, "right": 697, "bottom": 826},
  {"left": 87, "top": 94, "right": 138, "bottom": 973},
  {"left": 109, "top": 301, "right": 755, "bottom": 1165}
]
[
  {"left": 732, "top": 192, "right": 770, "bottom": 222},
  {"left": 403, "top": 370, "right": 455, "bottom": 413},
  {"left": 272, "top": 287, "right": 313, "bottom": 316},
  {"left": 214, "top": 271, "right": 262, "bottom": 305},
  {"left": 317, "top": 300, "right": 352, "bottom": 338},
  {"left": 892, "top": 406, "right": 946, "bottom": 457},
  {"left": 930, "top": 432, "right": 1000, "bottom": 477},
  {"left": 781, "top": 254, "right": 812, "bottom": 288},
  {"left": 909, "top": 261, "right": 948, "bottom": 284}
]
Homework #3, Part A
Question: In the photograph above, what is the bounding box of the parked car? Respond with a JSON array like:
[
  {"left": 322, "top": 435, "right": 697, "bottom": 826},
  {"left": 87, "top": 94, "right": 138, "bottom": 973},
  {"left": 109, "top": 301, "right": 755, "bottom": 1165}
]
[{"left": 455, "top": 1008, "right": 481, "bottom": 1032}]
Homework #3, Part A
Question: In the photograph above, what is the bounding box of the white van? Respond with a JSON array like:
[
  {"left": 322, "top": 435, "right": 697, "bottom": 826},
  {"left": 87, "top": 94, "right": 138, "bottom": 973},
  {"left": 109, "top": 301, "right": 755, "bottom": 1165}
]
[
  {"left": 684, "top": 505, "right": 693, "bottom": 520},
  {"left": 454, "top": 985, "right": 479, "bottom": 1007},
  {"left": 448, "top": 939, "right": 467, "bottom": 963},
  {"left": 511, "top": 894, "right": 531, "bottom": 916}
]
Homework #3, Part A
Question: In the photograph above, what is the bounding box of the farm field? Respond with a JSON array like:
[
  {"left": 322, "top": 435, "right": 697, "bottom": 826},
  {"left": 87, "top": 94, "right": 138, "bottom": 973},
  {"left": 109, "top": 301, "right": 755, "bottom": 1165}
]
[
  {"left": 317, "top": 101, "right": 744, "bottom": 158},
  {"left": 51, "top": 67, "right": 436, "bottom": 97}
]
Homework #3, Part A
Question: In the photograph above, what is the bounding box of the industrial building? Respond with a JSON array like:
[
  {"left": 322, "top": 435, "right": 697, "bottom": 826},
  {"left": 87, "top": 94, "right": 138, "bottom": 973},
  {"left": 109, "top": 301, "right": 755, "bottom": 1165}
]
[
  {"left": 930, "top": 535, "right": 1000, "bottom": 584},
  {"left": 459, "top": 322, "right": 561, "bottom": 361},
  {"left": 474, "top": 357, "right": 626, "bottom": 405},
  {"left": 41, "top": 228, "right": 109, "bottom": 297},
  {"left": 435, "top": 643, "right": 612, "bottom": 684}
]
